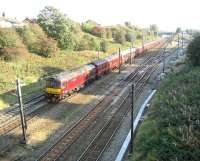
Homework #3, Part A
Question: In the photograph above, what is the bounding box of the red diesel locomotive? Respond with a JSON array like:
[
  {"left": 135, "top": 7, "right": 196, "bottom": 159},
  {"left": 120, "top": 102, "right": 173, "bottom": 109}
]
[{"left": 45, "top": 39, "right": 165, "bottom": 102}]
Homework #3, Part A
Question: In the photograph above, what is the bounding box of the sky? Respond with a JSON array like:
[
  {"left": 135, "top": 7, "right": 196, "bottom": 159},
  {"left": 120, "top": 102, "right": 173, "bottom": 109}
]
[{"left": 0, "top": 0, "right": 199, "bottom": 31}]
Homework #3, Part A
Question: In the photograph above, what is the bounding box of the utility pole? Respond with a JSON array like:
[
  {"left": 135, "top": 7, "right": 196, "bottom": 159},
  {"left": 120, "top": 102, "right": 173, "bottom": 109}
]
[
  {"left": 97, "top": 50, "right": 100, "bottom": 60},
  {"left": 130, "top": 83, "right": 135, "bottom": 154},
  {"left": 16, "top": 78, "right": 27, "bottom": 144},
  {"left": 142, "top": 33, "right": 144, "bottom": 49},
  {"left": 182, "top": 32, "right": 184, "bottom": 52},
  {"left": 130, "top": 47, "right": 132, "bottom": 65},
  {"left": 162, "top": 49, "right": 166, "bottom": 73},
  {"left": 119, "top": 48, "right": 121, "bottom": 74},
  {"left": 178, "top": 34, "right": 180, "bottom": 48}
]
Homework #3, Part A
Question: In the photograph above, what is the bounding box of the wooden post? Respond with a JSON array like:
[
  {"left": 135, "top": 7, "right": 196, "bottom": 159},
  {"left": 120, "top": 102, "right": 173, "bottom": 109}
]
[
  {"left": 182, "top": 32, "right": 184, "bottom": 52},
  {"left": 142, "top": 33, "right": 144, "bottom": 49},
  {"left": 130, "top": 47, "right": 132, "bottom": 65},
  {"left": 178, "top": 34, "right": 180, "bottom": 48},
  {"left": 163, "top": 49, "right": 166, "bottom": 73},
  {"left": 119, "top": 48, "right": 121, "bottom": 74},
  {"left": 98, "top": 50, "right": 100, "bottom": 60},
  {"left": 16, "top": 78, "right": 27, "bottom": 144}
]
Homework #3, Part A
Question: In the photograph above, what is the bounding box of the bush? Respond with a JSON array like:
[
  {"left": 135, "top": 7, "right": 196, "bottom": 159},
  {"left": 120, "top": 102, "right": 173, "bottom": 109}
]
[
  {"left": 136, "top": 33, "right": 142, "bottom": 39},
  {"left": 131, "top": 67, "right": 200, "bottom": 161},
  {"left": 38, "top": 37, "right": 58, "bottom": 57},
  {"left": 0, "top": 47, "right": 29, "bottom": 62},
  {"left": 125, "top": 32, "right": 135, "bottom": 42},
  {"left": 17, "top": 24, "right": 59, "bottom": 57},
  {"left": 114, "top": 30, "right": 126, "bottom": 44},
  {"left": 77, "top": 35, "right": 100, "bottom": 51},
  {"left": 91, "top": 26, "right": 106, "bottom": 38},
  {"left": 187, "top": 36, "right": 200, "bottom": 66},
  {"left": 0, "top": 28, "right": 23, "bottom": 48},
  {"left": 105, "top": 28, "right": 112, "bottom": 39},
  {"left": 100, "top": 40, "right": 109, "bottom": 52},
  {"left": 81, "top": 20, "right": 98, "bottom": 33}
]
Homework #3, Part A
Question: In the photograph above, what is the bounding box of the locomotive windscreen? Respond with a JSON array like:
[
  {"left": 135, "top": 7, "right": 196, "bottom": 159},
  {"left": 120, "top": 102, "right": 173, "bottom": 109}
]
[{"left": 46, "top": 79, "right": 61, "bottom": 88}]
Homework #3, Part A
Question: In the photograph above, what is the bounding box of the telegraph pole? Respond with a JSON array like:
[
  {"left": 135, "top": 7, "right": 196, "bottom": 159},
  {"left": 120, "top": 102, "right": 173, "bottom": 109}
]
[
  {"left": 16, "top": 78, "right": 27, "bottom": 144},
  {"left": 182, "top": 32, "right": 184, "bottom": 52},
  {"left": 130, "top": 83, "right": 135, "bottom": 154},
  {"left": 178, "top": 34, "right": 180, "bottom": 48},
  {"left": 162, "top": 48, "right": 166, "bottom": 73},
  {"left": 119, "top": 48, "right": 121, "bottom": 74},
  {"left": 130, "top": 47, "right": 132, "bottom": 65},
  {"left": 142, "top": 33, "right": 144, "bottom": 49},
  {"left": 97, "top": 50, "right": 100, "bottom": 60}
]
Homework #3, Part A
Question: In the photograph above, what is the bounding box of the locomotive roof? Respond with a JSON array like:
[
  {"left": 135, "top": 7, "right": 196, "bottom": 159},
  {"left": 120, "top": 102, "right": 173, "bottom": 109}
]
[
  {"left": 91, "top": 59, "right": 108, "bottom": 65},
  {"left": 48, "top": 64, "right": 95, "bottom": 82}
]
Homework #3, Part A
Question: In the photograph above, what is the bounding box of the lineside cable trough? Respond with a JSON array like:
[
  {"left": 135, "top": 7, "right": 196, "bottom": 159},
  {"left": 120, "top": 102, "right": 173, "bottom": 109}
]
[{"left": 115, "top": 89, "right": 157, "bottom": 161}]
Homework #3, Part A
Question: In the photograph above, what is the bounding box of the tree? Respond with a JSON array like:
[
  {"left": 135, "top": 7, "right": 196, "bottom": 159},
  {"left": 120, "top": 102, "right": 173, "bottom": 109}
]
[
  {"left": 125, "top": 21, "right": 133, "bottom": 29},
  {"left": 100, "top": 40, "right": 109, "bottom": 52},
  {"left": 187, "top": 36, "right": 200, "bottom": 66},
  {"left": 16, "top": 24, "right": 59, "bottom": 57},
  {"left": 91, "top": 26, "right": 106, "bottom": 38},
  {"left": 37, "top": 6, "right": 75, "bottom": 50},
  {"left": 81, "top": 20, "right": 98, "bottom": 33},
  {"left": 176, "top": 27, "right": 182, "bottom": 34},
  {"left": 105, "top": 28, "right": 112, "bottom": 39},
  {"left": 114, "top": 30, "right": 126, "bottom": 44},
  {"left": 125, "top": 32, "right": 135, "bottom": 42}
]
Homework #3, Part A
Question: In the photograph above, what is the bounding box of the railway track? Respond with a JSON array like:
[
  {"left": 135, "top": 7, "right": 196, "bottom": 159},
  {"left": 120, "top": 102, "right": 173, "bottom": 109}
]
[
  {"left": 37, "top": 43, "right": 167, "bottom": 161},
  {"left": 75, "top": 48, "right": 165, "bottom": 161},
  {"left": 0, "top": 44, "right": 163, "bottom": 136},
  {"left": 0, "top": 94, "right": 46, "bottom": 135}
]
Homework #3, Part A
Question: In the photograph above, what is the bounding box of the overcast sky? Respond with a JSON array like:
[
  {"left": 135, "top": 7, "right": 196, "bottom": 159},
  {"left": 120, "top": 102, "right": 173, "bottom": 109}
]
[{"left": 0, "top": 0, "right": 199, "bottom": 31}]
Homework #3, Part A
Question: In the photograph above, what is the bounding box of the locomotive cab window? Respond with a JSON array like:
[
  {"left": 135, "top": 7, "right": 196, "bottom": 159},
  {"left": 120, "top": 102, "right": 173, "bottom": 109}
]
[{"left": 46, "top": 79, "right": 61, "bottom": 88}]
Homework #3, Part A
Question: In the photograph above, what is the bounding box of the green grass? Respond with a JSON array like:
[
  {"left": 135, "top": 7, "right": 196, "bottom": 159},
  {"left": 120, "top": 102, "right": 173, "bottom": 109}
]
[{"left": 129, "top": 65, "right": 200, "bottom": 161}]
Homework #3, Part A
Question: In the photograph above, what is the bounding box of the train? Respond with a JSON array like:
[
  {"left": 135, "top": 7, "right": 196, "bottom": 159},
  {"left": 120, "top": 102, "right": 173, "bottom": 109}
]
[{"left": 45, "top": 39, "right": 165, "bottom": 102}]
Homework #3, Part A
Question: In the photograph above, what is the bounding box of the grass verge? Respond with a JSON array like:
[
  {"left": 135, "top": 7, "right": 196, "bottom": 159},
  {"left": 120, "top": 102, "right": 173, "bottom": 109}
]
[{"left": 129, "top": 65, "right": 200, "bottom": 161}]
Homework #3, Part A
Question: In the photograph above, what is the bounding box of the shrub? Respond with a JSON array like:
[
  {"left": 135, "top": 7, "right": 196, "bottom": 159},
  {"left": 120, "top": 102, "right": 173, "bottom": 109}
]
[
  {"left": 125, "top": 32, "right": 135, "bottom": 42},
  {"left": 17, "top": 24, "right": 59, "bottom": 57},
  {"left": 187, "top": 36, "right": 200, "bottom": 66},
  {"left": 131, "top": 67, "right": 200, "bottom": 161},
  {"left": 77, "top": 35, "right": 100, "bottom": 51},
  {"left": 91, "top": 26, "right": 106, "bottom": 38},
  {"left": 100, "top": 40, "right": 109, "bottom": 52},
  {"left": 38, "top": 37, "right": 58, "bottom": 57},
  {"left": 77, "top": 39, "right": 90, "bottom": 51},
  {"left": 81, "top": 20, "right": 98, "bottom": 33},
  {"left": 0, "top": 47, "right": 29, "bottom": 62},
  {"left": 89, "top": 38, "right": 100, "bottom": 50},
  {"left": 136, "top": 33, "right": 142, "bottom": 39},
  {"left": 0, "top": 28, "right": 23, "bottom": 48},
  {"left": 105, "top": 28, "right": 112, "bottom": 39},
  {"left": 114, "top": 30, "right": 126, "bottom": 44}
]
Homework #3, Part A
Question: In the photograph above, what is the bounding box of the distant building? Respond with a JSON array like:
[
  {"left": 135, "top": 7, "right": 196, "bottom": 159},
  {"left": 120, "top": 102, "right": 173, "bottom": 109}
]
[
  {"left": 23, "top": 17, "right": 37, "bottom": 24},
  {"left": 0, "top": 17, "right": 25, "bottom": 28}
]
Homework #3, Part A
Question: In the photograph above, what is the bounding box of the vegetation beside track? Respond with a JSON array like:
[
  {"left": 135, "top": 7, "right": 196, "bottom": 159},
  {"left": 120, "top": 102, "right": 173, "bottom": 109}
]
[
  {"left": 0, "top": 6, "right": 158, "bottom": 109},
  {"left": 129, "top": 64, "right": 200, "bottom": 161}
]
